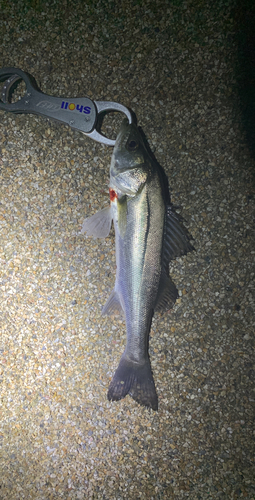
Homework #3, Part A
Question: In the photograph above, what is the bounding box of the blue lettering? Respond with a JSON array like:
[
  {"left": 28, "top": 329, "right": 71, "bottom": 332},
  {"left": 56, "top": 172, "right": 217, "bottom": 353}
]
[
  {"left": 76, "top": 104, "right": 84, "bottom": 113},
  {"left": 61, "top": 102, "right": 91, "bottom": 114}
]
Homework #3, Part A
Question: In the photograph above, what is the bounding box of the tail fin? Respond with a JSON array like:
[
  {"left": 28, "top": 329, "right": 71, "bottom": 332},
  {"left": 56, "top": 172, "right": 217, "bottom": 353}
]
[{"left": 107, "top": 355, "right": 158, "bottom": 411}]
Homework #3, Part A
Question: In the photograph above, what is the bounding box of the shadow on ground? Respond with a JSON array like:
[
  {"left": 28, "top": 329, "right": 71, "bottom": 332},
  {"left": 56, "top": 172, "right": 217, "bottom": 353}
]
[{"left": 235, "top": 0, "right": 255, "bottom": 166}]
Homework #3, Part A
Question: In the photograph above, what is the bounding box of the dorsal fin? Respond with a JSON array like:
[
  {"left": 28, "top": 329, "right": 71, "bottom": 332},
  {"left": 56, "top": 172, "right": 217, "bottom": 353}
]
[
  {"left": 162, "top": 206, "right": 194, "bottom": 270},
  {"left": 154, "top": 273, "right": 178, "bottom": 312}
]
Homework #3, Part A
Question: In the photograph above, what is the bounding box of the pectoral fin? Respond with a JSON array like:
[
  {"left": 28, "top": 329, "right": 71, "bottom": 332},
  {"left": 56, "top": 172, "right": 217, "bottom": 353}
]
[
  {"left": 81, "top": 206, "right": 112, "bottom": 238},
  {"left": 117, "top": 196, "right": 127, "bottom": 238}
]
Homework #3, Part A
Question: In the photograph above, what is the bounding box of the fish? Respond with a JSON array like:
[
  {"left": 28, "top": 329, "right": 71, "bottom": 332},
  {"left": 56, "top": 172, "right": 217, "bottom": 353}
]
[{"left": 81, "top": 119, "right": 194, "bottom": 410}]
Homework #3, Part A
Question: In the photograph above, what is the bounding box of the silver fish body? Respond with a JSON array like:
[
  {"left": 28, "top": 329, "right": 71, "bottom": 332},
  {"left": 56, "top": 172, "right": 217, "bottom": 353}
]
[{"left": 81, "top": 119, "right": 193, "bottom": 410}]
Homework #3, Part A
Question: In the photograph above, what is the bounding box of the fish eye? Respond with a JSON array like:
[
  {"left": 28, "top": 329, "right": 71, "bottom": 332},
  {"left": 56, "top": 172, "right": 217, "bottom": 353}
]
[{"left": 127, "top": 139, "right": 139, "bottom": 151}]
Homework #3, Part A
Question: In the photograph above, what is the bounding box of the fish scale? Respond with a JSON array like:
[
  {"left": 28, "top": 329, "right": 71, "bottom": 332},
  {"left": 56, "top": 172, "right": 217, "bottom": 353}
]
[{"left": 81, "top": 118, "right": 194, "bottom": 410}]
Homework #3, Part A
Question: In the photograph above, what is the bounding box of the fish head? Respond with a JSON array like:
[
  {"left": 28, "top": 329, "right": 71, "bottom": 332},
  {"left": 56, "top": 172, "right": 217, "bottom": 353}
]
[{"left": 110, "top": 119, "right": 151, "bottom": 196}]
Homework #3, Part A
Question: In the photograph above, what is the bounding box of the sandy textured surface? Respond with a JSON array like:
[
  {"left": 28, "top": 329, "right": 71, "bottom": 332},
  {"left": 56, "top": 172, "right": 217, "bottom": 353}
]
[{"left": 0, "top": 1, "right": 254, "bottom": 498}]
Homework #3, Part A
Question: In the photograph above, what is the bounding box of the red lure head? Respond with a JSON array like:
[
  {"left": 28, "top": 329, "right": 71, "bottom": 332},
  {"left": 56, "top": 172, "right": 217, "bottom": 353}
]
[{"left": 109, "top": 188, "right": 117, "bottom": 202}]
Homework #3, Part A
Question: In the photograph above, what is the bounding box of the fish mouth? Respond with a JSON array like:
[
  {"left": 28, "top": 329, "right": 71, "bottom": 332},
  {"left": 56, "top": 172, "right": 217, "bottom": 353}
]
[{"left": 119, "top": 117, "right": 130, "bottom": 133}]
